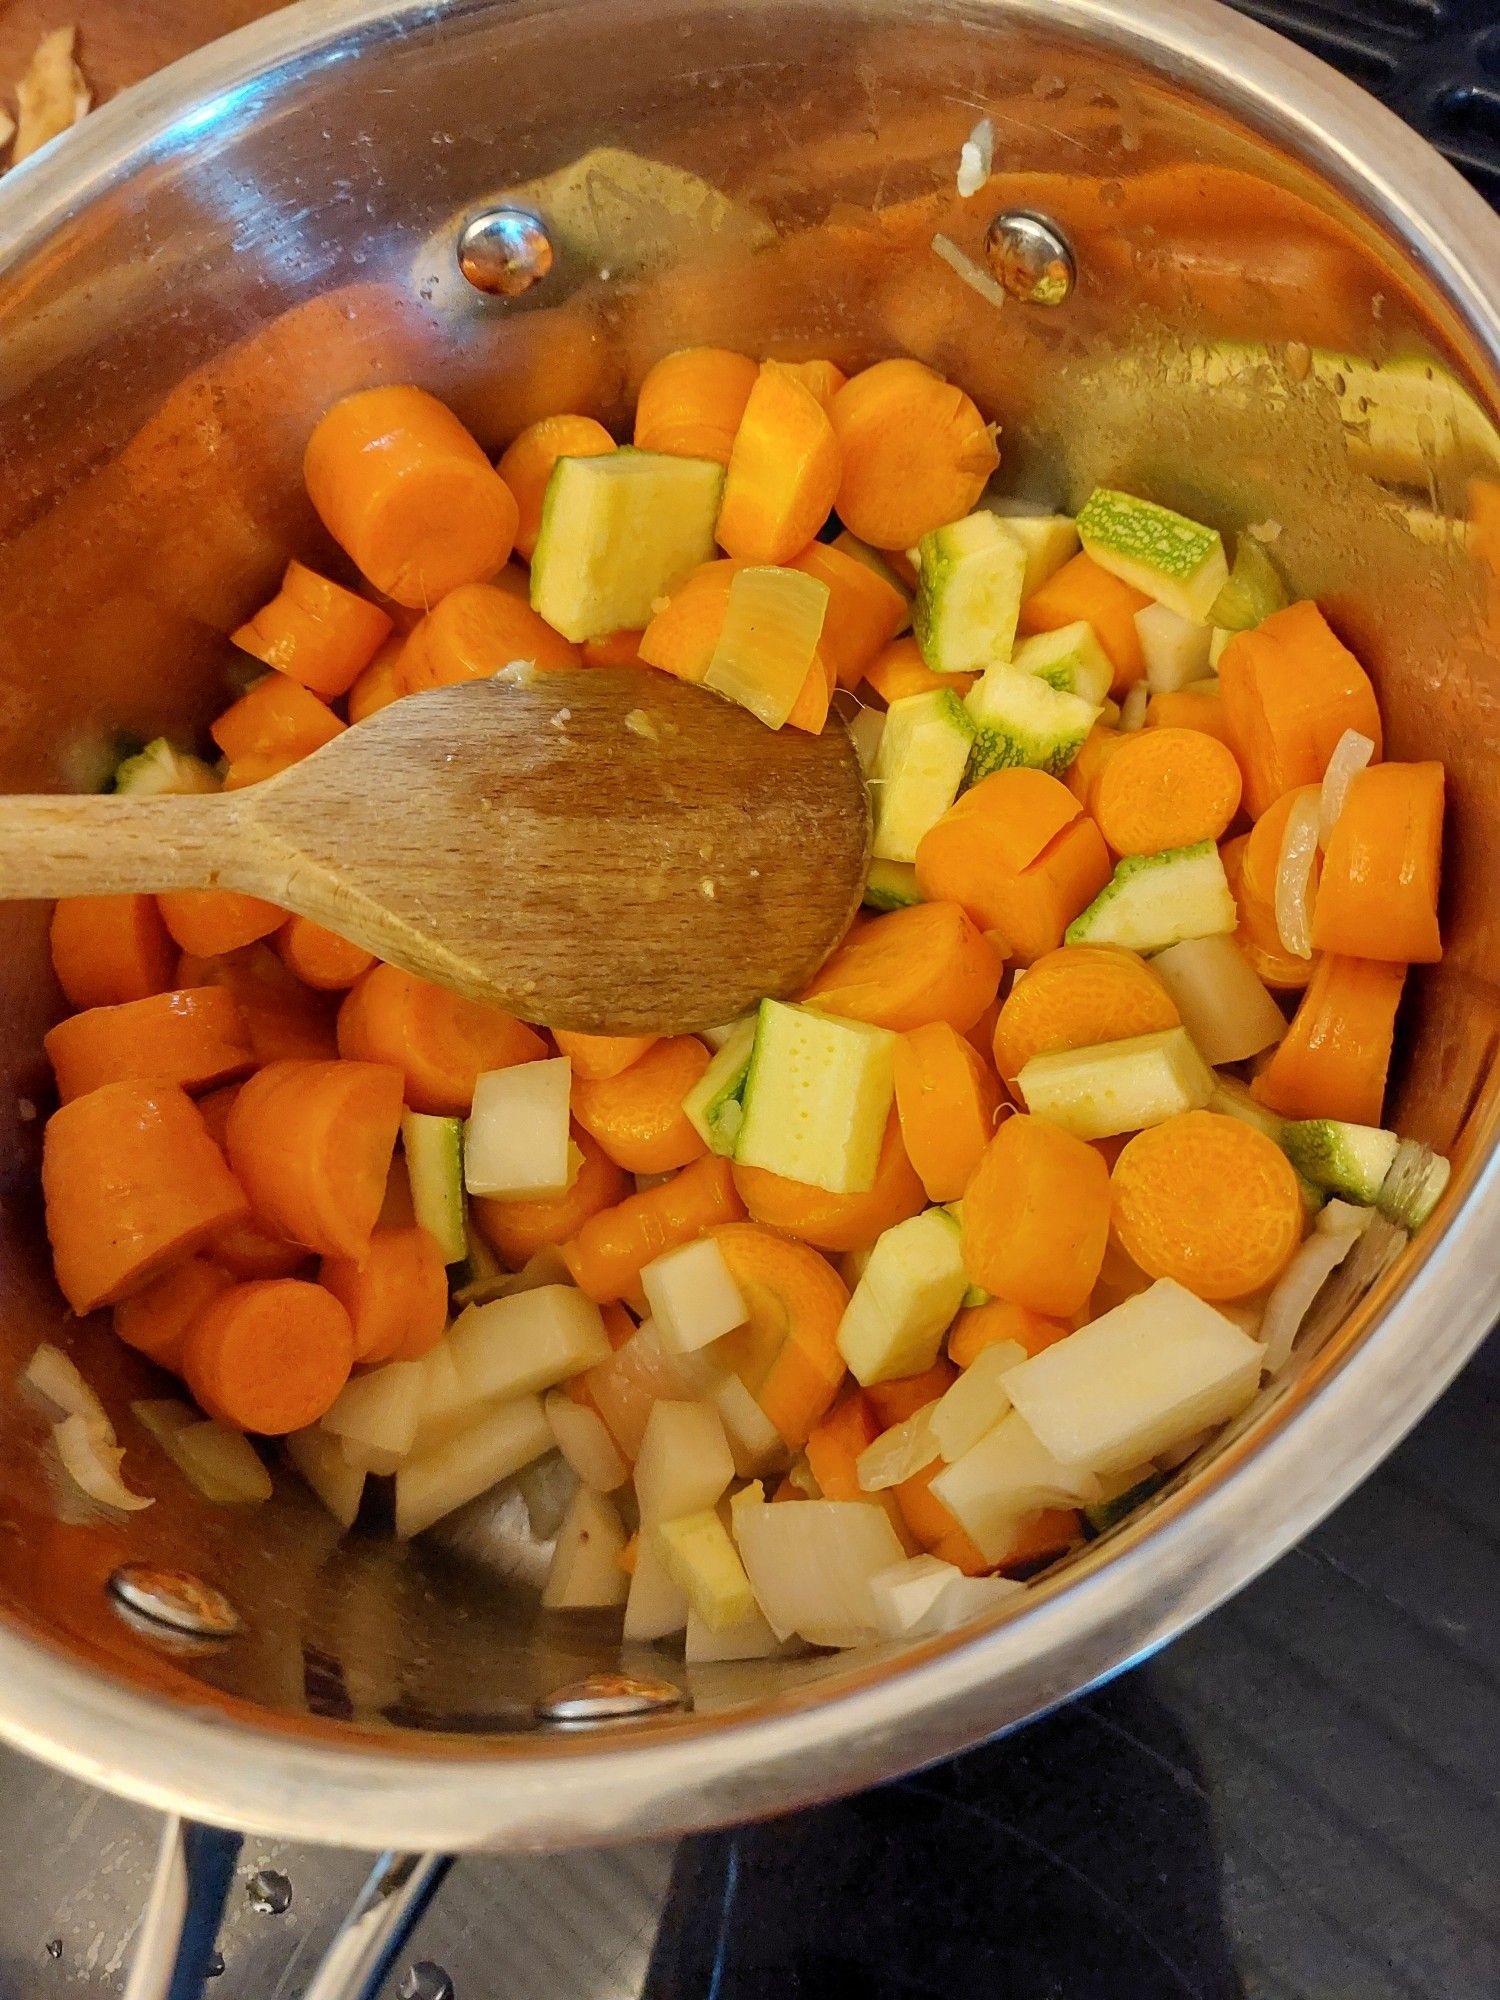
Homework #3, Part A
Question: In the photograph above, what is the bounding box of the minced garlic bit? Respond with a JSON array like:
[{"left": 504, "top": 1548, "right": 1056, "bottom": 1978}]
[
  {"left": 699, "top": 878, "right": 716, "bottom": 900},
  {"left": 9, "top": 27, "right": 91, "bottom": 169},
  {"left": 956, "top": 116, "right": 994, "bottom": 198},
  {"left": 549, "top": 707, "right": 572, "bottom": 730},
  {"left": 624, "top": 708, "right": 660, "bottom": 741},
  {"left": 1247, "top": 519, "right": 1284, "bottom": 544},
  {"left": 16, "top": 1097, "right": 36, "bottom": 1122},
  {"left": 496, "top": 660, "right": 537, "bottom": 685}
]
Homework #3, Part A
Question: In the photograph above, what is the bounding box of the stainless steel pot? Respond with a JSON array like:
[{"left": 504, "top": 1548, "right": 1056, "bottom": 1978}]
[{"left": 0, "top": 0, "right": 1496, "bottom": 1881}]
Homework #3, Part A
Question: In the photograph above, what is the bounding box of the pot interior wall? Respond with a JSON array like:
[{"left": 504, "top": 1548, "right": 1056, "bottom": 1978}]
[{"left": 0, "top": 0, "right": 1497, "bottom": 1756}]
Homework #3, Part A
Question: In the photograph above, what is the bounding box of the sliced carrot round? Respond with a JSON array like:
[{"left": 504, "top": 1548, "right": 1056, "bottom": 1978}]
[
  {"left": 961, "top": 1113, "right": 1109, "bottom": 1318},
  {"left": 1111, "top": 1109, "right": 1304, "bottom": 1300},
  {"left": 176, "top": 942, "right": 339, "bottom": 1064},
  {"left": 44, "top": 987, "right": 254, "bottom": 1104},
  {"left": 561, "top": 1155, "right": 744, "bottom": 1303},
  {"left": 634, "top": 347, "right": 758, "bottom": 464},
  {"left": 991, "top": 944, "right": 1180, "bottom": 1084},
  {"left": 1251, "top": 954, "right": 1404, "bottom": 1127},
  {"left": 337, "top": 963, "right": 545, "bottom": 1115},
  {"left": 50, "top": 894, "right": 177, "bottom": 1012},
  {"left": 114, "top": 1257, "right": 235, "bottom": 1372},
  {"left": 1092, "top": 726, "right": 1244, "bottom": 856},
  {"left": 829, "top": 359, "right": 997, "bottom": 549},
  {"left": 637, "top": 559, "right": 744, "bottom": 683},
  {"left": 231, "top": 560, "right": 392, "bottom": 700},
  {"left": 862, "top": 636, "right": 974, "bottom": 705},
  {"left": 320, "top": 1224, "right": 449, "bottom": 1364},
  {"left": 1310, "top": 760, "right": 1443, "bottom": 964},
  {"left": 224, "top": 1058, "right": 404, "bottom": 1261},
  {"left": 157, "top": 889, "right": 285, "bottom": 958},
  {"left": 183, "top": 1277, "right": 355, "bottom": 1434},
  {"left": 892, "top": 1020, "right": 1001, "bottom": 1203},
  {"left": 400, "top": 580, "right": 579, "bottom": 686},
  {"left": 713, "top": 1221, "right": 850, "bottom": 1446},
  {"left": 552, "top": 1030, "right": 659, "bottom": 1081},
  {"left": 473, "top": 1126, "right": 631, "bottom": 1268},
  {"left": 800, "top": 902, "right": 1001, "bottom": 1034},
  {"left": 346, "top": 637, "right": 409, "bottom": 723},
  {"left": 716, "top": 362, "right": 842, "bottom": 566},
  {"left": 276, "top": 916, "right": 376, "bottom": 992},
  {"left": 733, "top": 1109, "right": 926, "bottom": 1253},
  {"left": 570, "top": 1035, "right": 710, "bottom": 1174}
]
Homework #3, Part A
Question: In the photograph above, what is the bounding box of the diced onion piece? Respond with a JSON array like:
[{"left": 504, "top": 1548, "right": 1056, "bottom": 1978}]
[
  {"left": 910, "top": 1570, "right": 1025, "bottom": 1635},
  {"left": 22, "top": 1343, "right": 108, "bottom": 1429},
  {"left": 286, "top": 1427, "right": 367, "bottom": 1529},
  {"left": 930, "top": 1410, "right": 1100, "bottom": 1563},
  {"left": 53, "top": 1414, "right": 153, "bottom": 1513},
  {"left": 1260, "top": 1228, "right": 1364, "bottom": 1375},
  {"left": 515, "top": 1450, "right": 579, "bottom": 1540},
  {"left": 1317, "top": 728, "right": 1376, "bottom": 848},
  {"left": 448, "top": 1285, "right": 610, "bottom": 1403},
  {"left": 856, "top": 1404, "right": 941, "bottom": 1492},
  {"left": 869, "top": 1554, "right": 965, "bottom": 1636},
  {"left": 930, "top": 1341, "right": 1026, "bottom": 1462},
  {"left": 1150, "top": 935, "right": 1286, "bottom": 1065},
  {"left": 1119, "top": 682, "right": 1149, "bottom": 732},
  {"left": 171, "top": 1423, "right": 273, "bottom": 1504},
  {"left": 542, "top": 1486, "right": 629, "bottom": 1610},
  {"left": 410, "top": 1340, "right": 481, "bottom": 1456},
  {"left": 633, "top": 1399, "right": 734, "bottom": 1523},
  {"left": 1274, "top": 788, "right": 1320, "bottom": 959},
  {"left": 641, "top": 1237, "right": 747, "bottom": 1354},
  {"left": 320, "top": 1360, "right": 426, "bottom": 1457},
  {"left": 130, "top": 1397, "right": 197, "bottom": 1448},
  {"left": 685, "top": 1602, "right": 785, "bottom": 1662},
  {"left": 623, "top": 1536, "right": 688, "bottom": 1641},
  {"left": 956, "top": 116, "right": 994, "bottom": 197},
  {"left": 1317, "top": 1198, "right": 1375, "bottom": 1239},
  {"left": 930, "top": 233, "right": 1012, "bottom": 312},
  {"left": 734, "top": 1498, "right": 908, "bottom": 1647},
  {"left": 848, "top": 704, "right": 885, "bottom": 774},
  {"left": 393, "top": 1396, "right": 552, "bottom": 1538},
  {"left": 544, "top": 1390, "right": 629, "bottom": 1491}
]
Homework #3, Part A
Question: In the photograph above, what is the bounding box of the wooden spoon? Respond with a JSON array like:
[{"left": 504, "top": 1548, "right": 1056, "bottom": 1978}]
[{"left": 0, "top": 669, "right": 870, "bottom": 1035}]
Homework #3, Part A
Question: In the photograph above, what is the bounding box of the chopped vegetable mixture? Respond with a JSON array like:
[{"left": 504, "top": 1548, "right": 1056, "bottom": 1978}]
[{"left": 31, "top": 346, "right": 1450, "bottom": 1657}]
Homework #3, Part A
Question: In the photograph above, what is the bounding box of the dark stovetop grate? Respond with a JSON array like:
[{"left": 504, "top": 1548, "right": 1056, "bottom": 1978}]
[{"left": 1231, "top": 0, "right": 1500, "bottom": 201}]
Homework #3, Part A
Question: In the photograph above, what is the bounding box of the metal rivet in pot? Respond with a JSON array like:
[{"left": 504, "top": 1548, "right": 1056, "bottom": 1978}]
[
  {"left": 107, "top": 1563, "right": 243, "bottom": 1640},
  {"left": 457, "top": 208, "right": 554, "bottom": 297},
  {"left": 983, "top": 210, "right": 1075, "bottom": 305},
  {"left": 535, "top": 1672, "right": 688, "bottom": 1725}
]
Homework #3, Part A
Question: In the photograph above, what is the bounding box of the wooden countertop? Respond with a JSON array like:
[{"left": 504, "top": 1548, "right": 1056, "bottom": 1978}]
[{"left": 0, "top": 2, "right": 285, "bottom": 110}]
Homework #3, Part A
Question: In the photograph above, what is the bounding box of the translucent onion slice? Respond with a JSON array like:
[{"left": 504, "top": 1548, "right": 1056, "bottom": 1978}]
[
  {"left": 1119, "top": 682, "right": 1149, "bottom": 732},
  {"left": 22, "top": 1342, "right": 108, "bottom": 1429},
  {"left": 1317, "top": 728, "right": 1376, "bottom": 848},
  {"left": 1274, "top": 789, "right": 1321, "bottom": 959},
  {"left": 53, "top": 1414, "right": 153, "bottom": 1512},
  {"left": 856, "top": 1404, "right": 941, "bottom": 1492},
  {"left": 1260, "top": 1220, "right": 1367, "bottom": 1376}
]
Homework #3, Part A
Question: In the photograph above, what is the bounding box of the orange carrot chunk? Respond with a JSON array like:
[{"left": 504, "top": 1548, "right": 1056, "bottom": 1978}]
[
  {"left": 473, "top": 1126, "right": 631, "bottom": 1268},
  {"left": 806, "top": 1387, "right": 917, "bottom": 1550},
  {"left": 634, "top": 348, "right": 759, "bottom": 465},
  {"left": 862, "top": 636, "right": 975, "bottom": 705},
  {"left": 176, "top": 942, "right": 339, "bottom": 1064},
  {"left": 733, "top": 1109, "right": 927, "bottom": 1254},
  {"left": 892, "top": 1458, "right": 995, "bottom": 1575},
  {"left": 1091, "top": 726, "right": 1244, "bottom": 856},
  {"left": 789, "top": 542, "right": 907, "bottom": 689},
  {"left": 337, "top": 963, "right": 546, "bottom": 1115},
  {"left": 211, "top": 671, "right": 345, "bottom": 784},
  {"left": 1218, "top": 601, "right": 1383, "bottom": 818},
  {"left": 992, "top": 943, "right": 1180, "bottom": 1085},
  {"left": 1111, "top": 1109, "right": 1304, "bottom": 1300},
  {"left": 157, "top": 890, "right": 285, "bottom": 958},
  {"left": 304, "top": 385, "right": 519, "bottom": 608},
  {"left": 637, "top": 559, "right": 745, "bottom": 683},
  {"left": 716, "top": 362, "right": 842, "bottom": 565},
  {"left": 320, "top": 1224, "right": 449, "bottom": 1365},
  {"left": 496, "top": 414, "right": 616, "bottom": 562},
  {"left": 43, "top": 1081, "right": 250, "bottom": 1314},
  {"left": 400, "top": 580, "right": 580, "bottom": 687},
  {"left": 865, "top": 1359, "right": 958, "bottom": 1429},
  {"left": 276, "top": 917, "right": 376, "bottom": 992},
  {"left": 1251, "top": 954, "right": 1405, "bottom": 1126},
  {"left": 893, "top": 1020, "right": 1001, "bottom": 1203},
  {"left": 714, "top": 1222, "right": 851, "bottom": 1448},
  {"left": 800, "top": 902, "right": 1002, "bottom": 1034},
  {"left": 780, "top": 358, "right": 848, "bottom": 409},
  {"left": 571, "top": 1035, "right": 711, "bottom": 1174},
  {"left": 231, "top": 559, "right": 393, "bottom": 700},
  {"left": 551, "top": 1031, "right": 659, "bottom": 1081},
  {"left": 961, "top": 1114, "right": 1110, "bottom": 1317},
  {"left": 346, "top": 636, "right": 409, "bottom": 723},
  {"left": 948, "top": 1298, "right": 1070, "bottom": 1369},
  {"left": 114, "top": 1256, "right": 235, "bottom": 1372},
  {"left": 196, "top": 1084, "right": 312, "bottom": 1278},
  {"left": 45, "top": 987, "right": 254, "bottom": 1105},
  {"left": 581, "top": 628, "right": 646, "bottom": 668},
  {"left": 562, "top": 1154, "right": 745, "bottom": 1303},
  {"left": 1064, "top": 725, "right": 1125, "bottom": 815},
  {"left": 1311, "top": 761, "right": 1444, "bottom": 964},
  {"left": 50, "top": 894, "right": 177, "bottom": 1011},
  {"left": 916, "top": 780, "right": 1111, "bottom": 964},
  {"left": 1018, "top": 553, "right": 1150, "bottom": 694},
  {"left": 224, "top": 1058, "right": 404, "bottom": 1261},
  {"left": 830, "top": 359, "right": 997, "bottom": 550},
  {"left": 1145, "top": 684, "right": 1235, "bottom": 749},
  {"left": 183, "top": 1277, "right": 354, "bottom": 1434}
]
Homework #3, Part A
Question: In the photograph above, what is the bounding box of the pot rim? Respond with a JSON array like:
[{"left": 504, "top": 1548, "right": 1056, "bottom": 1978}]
[{"left": 0, "top": 0, "right": 1497, "bottom": 1852}]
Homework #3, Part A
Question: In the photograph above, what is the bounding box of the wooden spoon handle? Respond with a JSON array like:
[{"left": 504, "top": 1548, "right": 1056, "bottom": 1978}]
[{"left": 0, "top": 791, "right": 242, "bottom": 900}]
